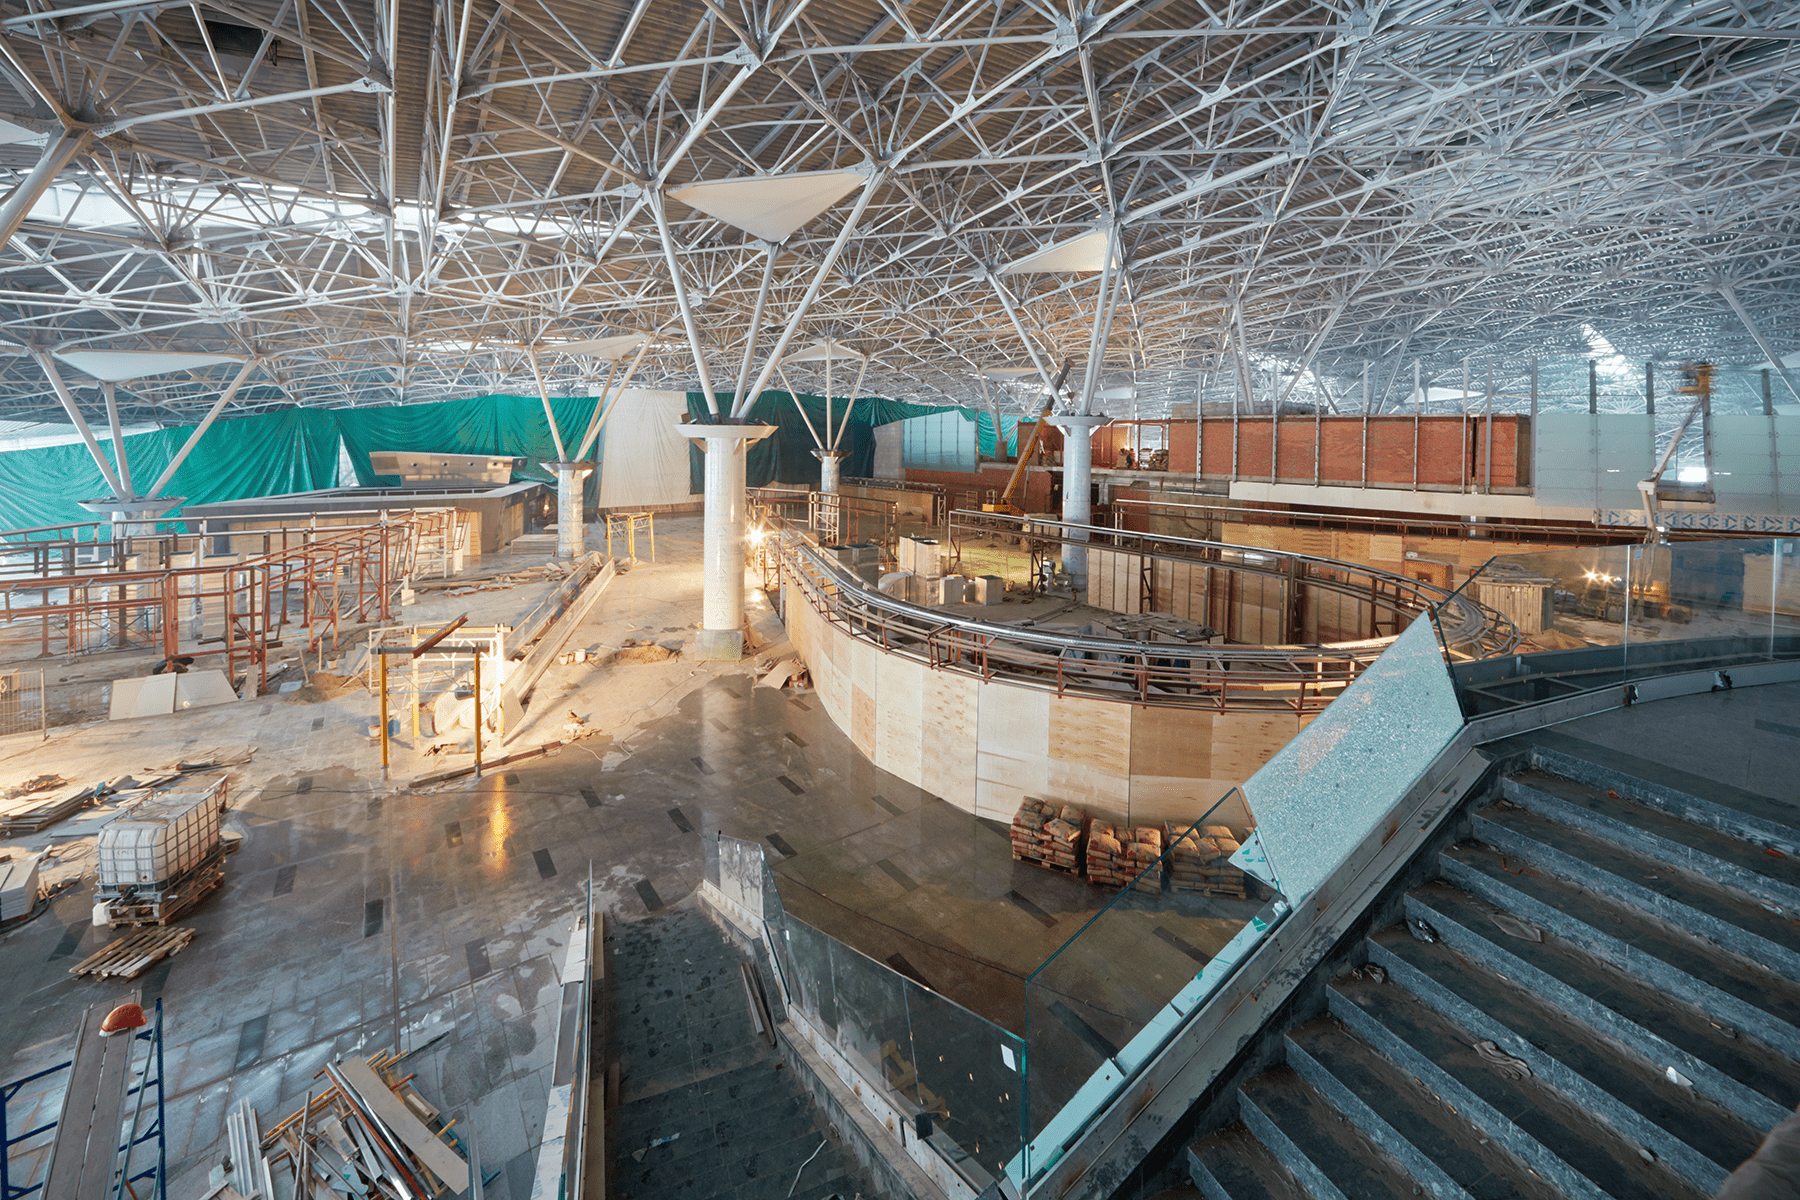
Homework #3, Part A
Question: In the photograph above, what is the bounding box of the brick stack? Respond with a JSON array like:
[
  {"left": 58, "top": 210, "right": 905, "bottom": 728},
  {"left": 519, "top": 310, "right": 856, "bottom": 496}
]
[
  {"left": 1166, "top": 822, "right": 1248, "bottom": 899},
  {"left": 1010, "top": 799, "right": 1087, "bottom": 874}
]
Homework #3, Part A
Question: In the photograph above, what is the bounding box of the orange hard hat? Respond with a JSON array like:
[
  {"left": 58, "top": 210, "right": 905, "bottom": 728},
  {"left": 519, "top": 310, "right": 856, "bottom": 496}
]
[{"left": 99, "top": 1003, "right": 147, "bottom": 1035}]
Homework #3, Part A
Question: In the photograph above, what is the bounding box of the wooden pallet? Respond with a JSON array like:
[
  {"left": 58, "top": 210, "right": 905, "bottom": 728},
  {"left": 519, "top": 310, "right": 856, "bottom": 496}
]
[{"left": 70, "top": 926, "right": 196, "bottom": 978}]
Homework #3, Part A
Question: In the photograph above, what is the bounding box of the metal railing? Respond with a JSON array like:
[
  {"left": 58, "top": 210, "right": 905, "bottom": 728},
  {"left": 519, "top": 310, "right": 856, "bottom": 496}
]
[{"left": 766, "top": 524, "right": 1516, "bottom": 712}]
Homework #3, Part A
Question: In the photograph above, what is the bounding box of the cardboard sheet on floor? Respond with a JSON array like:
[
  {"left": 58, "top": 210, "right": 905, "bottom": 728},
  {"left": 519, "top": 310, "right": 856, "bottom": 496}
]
[
  {"left": 109, "top": 675, "right": 176, "bottom": 720},
  {"left": 175, "top": 670, "right": 240, "bottom": 710}
]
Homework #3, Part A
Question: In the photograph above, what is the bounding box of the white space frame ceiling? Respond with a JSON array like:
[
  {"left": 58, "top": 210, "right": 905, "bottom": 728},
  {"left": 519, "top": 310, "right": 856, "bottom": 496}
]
[{"left": 0, "top": 0, "right": 1793, "bottom": 428}]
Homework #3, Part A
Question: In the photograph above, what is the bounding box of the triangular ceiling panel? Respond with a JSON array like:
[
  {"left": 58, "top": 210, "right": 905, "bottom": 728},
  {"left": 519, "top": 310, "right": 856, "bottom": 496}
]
[
  {"left": 545, "top": 332, "right": 650, "bottom": 360},
  {"left": 668, "top": 171, "right": 866, "bottom": 242},
  {"left": 781, "top": 339, "right": 867, "bottom": 365},
  {"left": 55, "top": 350, "right": 245, "bottom": 382},
  {"left": 999, "top": 229, "right": 1113, "bottom": 274}
]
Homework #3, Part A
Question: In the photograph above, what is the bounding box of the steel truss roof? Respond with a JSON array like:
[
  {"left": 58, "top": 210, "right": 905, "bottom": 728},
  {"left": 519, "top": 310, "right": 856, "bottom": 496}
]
[{"left": 0, "top": 0, "right": 1792, "bottom": 429}]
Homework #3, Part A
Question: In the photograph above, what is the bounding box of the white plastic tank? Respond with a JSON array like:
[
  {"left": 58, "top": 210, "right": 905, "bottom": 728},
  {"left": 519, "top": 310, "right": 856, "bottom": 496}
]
[{"left": 97, "top": 783, "right": 224, "bottom": 888}]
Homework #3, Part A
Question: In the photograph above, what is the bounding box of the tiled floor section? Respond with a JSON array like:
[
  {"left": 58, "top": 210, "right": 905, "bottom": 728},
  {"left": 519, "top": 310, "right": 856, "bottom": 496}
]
[{"left": 608, "top": 909, "right": 872, "bottom": 1200}]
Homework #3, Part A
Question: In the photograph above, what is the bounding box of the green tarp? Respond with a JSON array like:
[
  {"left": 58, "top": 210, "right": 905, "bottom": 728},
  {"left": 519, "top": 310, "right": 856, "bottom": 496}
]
[
  {"left": 0, "top": 386, "right": 1003, "bottom": 533},
  {"left": 682, "top": 391, "right": 968, "bottom": 492},
  {"left": 0, "top": 408, "right": 339, "bottom": 531}
]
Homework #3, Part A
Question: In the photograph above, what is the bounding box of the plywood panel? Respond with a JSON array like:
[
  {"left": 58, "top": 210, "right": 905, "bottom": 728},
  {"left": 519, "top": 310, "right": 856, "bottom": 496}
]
[
  {"left": 1211, "top": 710, "right": 1307, "bottom": 780},
  {"left": 1130, "top": 703, "right": 1213, "bottom": 779},
  {"left": 812, "top": 617, "right": 851, "bottom": 729},
  {"left": 874, "top": 652, "right": 924, "bottom": 778},
  {"left": 851, "top": 685, "right": 876, "bottom": 755},
  {"left": 1045, "top": 695, "right": 1132, "bottom": 824},
  {"left": 1125, "top": 777, "right": 1244, "bottom": 833},
  {"left": 974, "top": 685, "right": 1049, "bottom": 821},
  {"left": 920, "top": 669, "right": 979, "bottom": 810}
]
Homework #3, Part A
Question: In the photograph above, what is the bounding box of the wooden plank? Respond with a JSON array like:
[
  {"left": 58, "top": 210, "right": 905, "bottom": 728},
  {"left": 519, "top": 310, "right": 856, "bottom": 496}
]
[
  {"left": 919, "top": 669, "right": 978, "bottom": 811},
  {"left": 873, "top": 653, "right": 923, "bottom": 779},
  {"left": 1045, "top": 696, "right": 1131, "bottom": 822},
  {"left": 1211, "top": 711, "right": 1305, "bottom": 780},
  {"left": 334, "top": 1058, "right": 469, "bottom": 1192},
  {"left": 974, "top": 685, "right": 1048, "bottom": 821}
]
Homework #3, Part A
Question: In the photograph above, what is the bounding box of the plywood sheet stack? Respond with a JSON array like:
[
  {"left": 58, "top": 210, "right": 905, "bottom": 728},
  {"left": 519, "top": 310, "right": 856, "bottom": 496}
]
[
  {"left": 1010, "top": 798, "right": 1087, "bottom": 874},
  {"left": 1166, "top": 822, "right": 1248, "bottom": 898}
]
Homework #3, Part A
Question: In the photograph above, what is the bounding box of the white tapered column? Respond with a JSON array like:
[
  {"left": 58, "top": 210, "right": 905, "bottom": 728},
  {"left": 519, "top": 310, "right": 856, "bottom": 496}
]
[
  {"left": 1049, "top": 414, "right": 1106, "bottom": 590},
  {"left": 679, "top": 423, "right": 776, "bottom": 660},
  {"left": 542, "top": 462, "right": 595, "bottom": 558},
  {"left": 813, "top": 448, "right": 847, "bottom": 543}
]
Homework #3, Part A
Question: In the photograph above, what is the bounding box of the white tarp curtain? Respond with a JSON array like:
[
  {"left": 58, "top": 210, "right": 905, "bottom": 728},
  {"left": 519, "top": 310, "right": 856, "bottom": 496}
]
[
  {"left": 597, "top": 388, "right": 693, "bottom": 508},
  {"left": 898, "top": 410, "right": 978, "bottom": 473}
]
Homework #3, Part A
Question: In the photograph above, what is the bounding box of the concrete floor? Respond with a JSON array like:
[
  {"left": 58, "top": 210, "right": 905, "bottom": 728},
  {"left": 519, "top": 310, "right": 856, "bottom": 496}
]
[{"left": 0, "top": 514, "right": 1249, "bottom": 1200}]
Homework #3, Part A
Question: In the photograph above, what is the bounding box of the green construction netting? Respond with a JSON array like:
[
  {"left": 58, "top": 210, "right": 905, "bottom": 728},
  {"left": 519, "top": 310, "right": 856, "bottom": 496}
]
[
  {"left": 683, "top": 391, "right": 987, "bottom": 492},
  {"left": 0, "top": 387, "right": 1001, "bottom": 533},
  {"left": 335, "top": 392, "right": 609, "bottom": 500},
  {"left": 0, "top": 407, "right": 339, "bottom": 531}
]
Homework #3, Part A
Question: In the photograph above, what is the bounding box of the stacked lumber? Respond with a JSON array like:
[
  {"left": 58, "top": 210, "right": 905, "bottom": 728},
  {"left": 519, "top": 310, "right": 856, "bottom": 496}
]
[
  {"left": 244, "top": 1052, "right": 471, "bottom": 1200},
  {"left": 70, "top": 926, "right": 195, "bottom": 978},
  {"left": 1010, "top": 799, "right": 1087, "bottom": 874},
  {"left": 1166, "top": 822, "right": 1248, "bottom": 898}
]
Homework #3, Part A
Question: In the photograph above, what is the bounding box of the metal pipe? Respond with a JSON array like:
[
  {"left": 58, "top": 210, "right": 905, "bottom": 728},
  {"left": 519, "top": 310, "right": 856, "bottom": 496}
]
[
  {"left": 650, "top": 190, "right": 721, "bottom": 417},
  {"left": 32, "top": 349, "right": 126, "bottom": 496},
  {"left": 102, "top": 382, "right": 134, "bottom": 497},
  {"left": 146, "top": 358, "right": 260, "bottom": 498},
  {"left": 0, "top": 132, "right": 91, "bottom": 248},
  {"left": 528, "top": 347, "right": 569, "bottom": 461},
  {"left": 734, "top": 174, "right": 880, "bottom": 418},
  {"left": 732, "top": 242, "right": 780, "bottom": 412},
  {"left": 572, "top": 340, "right": 650, "bottom": 460}
]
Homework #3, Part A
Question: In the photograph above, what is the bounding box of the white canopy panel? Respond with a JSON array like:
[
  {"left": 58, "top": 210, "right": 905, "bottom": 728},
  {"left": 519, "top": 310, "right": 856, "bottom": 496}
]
[
  {"left": 55, "top": 350, "right": 245, "bottom": 382},
  {"left": 668, "top": 171, "right": 866, "bottom": 242}
]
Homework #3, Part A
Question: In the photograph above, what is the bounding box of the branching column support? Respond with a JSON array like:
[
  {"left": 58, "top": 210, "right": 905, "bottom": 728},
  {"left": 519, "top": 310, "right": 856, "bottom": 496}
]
[{"left": 0, "top": 131, "right": 91, "bottom": 249}]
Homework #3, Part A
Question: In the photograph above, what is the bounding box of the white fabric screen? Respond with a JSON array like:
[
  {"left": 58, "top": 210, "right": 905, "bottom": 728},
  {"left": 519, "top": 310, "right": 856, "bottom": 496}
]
[
  {"left": 899, "top": 410, "right": 978, "bottom": 472},
  {"left": 596, "top": 388, "right": 694, "bottom": 508}
]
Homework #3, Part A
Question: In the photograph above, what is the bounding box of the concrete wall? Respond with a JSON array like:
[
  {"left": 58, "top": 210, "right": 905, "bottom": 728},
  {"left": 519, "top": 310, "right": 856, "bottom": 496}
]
[{"left": 783, "top": 581, "right": 1294, "bottom": 830}]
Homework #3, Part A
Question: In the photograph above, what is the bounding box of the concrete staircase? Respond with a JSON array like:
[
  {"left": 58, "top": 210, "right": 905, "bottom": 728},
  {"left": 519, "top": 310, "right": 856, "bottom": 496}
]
[{"left": 1189, "top": 745, "right": 1800, "bottom": 1200}]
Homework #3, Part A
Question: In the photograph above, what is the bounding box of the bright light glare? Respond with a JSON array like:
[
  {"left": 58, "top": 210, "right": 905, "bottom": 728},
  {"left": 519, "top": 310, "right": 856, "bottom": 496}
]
[{"left": 1677, "top": 465, "right": 1709, "bottom": 483}]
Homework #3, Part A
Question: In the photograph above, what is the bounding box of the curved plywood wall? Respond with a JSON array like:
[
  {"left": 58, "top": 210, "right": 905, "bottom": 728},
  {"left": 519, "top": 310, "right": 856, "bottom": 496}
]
[{"left": 783, "top": 580, "right": 1312, "bottom": 830}]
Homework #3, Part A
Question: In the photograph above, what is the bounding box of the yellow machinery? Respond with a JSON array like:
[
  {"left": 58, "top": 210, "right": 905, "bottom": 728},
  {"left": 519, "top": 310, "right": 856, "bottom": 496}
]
[{"left": 984, "top": 360, "right": 1072, "bottom": 517}]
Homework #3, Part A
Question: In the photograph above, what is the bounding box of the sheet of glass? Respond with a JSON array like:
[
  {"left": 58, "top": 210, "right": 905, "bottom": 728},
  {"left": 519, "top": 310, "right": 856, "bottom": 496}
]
[
  {"left": 1710, "top": 414, "right": 1782, "bottom": 512},
  {"left": 1021, "top": 796, "right": 1267, "bottom": 1167},
  {"left": 1593, "top": 414, "right": 1657, "bottom": 506},
  {"left": 1235, "top": 614, "right": 1463, "bottom": 902},
  {"left": 904, "top": 979, "right": 1024, "bottom": 1182}
]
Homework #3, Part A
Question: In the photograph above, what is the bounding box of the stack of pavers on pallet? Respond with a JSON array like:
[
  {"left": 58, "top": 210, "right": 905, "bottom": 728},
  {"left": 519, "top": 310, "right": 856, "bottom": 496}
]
[
  {"left": 1010, "top": 798, "right": 1087, "bottom": 875},
  {"left": 1086, "top": 824, "right": 1165, "bottom": 893},
  {"left": 1166, "top": 822, "right": 1248, "bottom": 898}
]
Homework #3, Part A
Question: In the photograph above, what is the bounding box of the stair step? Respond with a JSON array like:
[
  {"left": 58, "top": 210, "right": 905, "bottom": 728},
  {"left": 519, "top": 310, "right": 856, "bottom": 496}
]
[
  {"left": 1441, "top": 840, "right": 1800, "bottom": 1059},
  {"left": 1188, "top": 1122, "right": 1310, "bottom": 1200},
  {"left": 1472, "top": 804, "right": 1800, "bottom": 979},
  {"left": 1529, "top": 736, "right": 1800, "bottom": 849},
  {"left": 1286, "top": 1015, "right": 1564, "bottom": 1200},
  {"left": 1377, "top": 912, "right": 1759, "bottom": 1191},
  {"left": 1328, "top": 971, "right": 1704, "bottom": 1200},
  {"left": 1501, "top": 769, "right": 1800, "bottom": 912},
  {"left": 1402, "top": 879, "right": 1800, "bottom": 1130},
  {"left": 1239, "top": 1066, "right": 1426, "bottom": 1199}
]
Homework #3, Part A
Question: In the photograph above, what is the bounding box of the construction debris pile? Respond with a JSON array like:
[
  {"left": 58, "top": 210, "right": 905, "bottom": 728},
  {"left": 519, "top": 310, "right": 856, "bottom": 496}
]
[
  {"left": 1009, "top": 798, "right": 1085, "bottom": 874},
  {"left": 1166, "top": 823, "right": 1247, "bottom": 899},
  {"left": 224, "top": 1052, "right": 471, "bottom": 1200}
]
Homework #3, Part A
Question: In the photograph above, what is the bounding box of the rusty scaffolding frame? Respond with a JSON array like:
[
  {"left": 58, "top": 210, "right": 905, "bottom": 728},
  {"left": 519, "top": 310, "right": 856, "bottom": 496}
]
[{"left": 0, "top": 510, "right": 466, "bottom": 695}]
